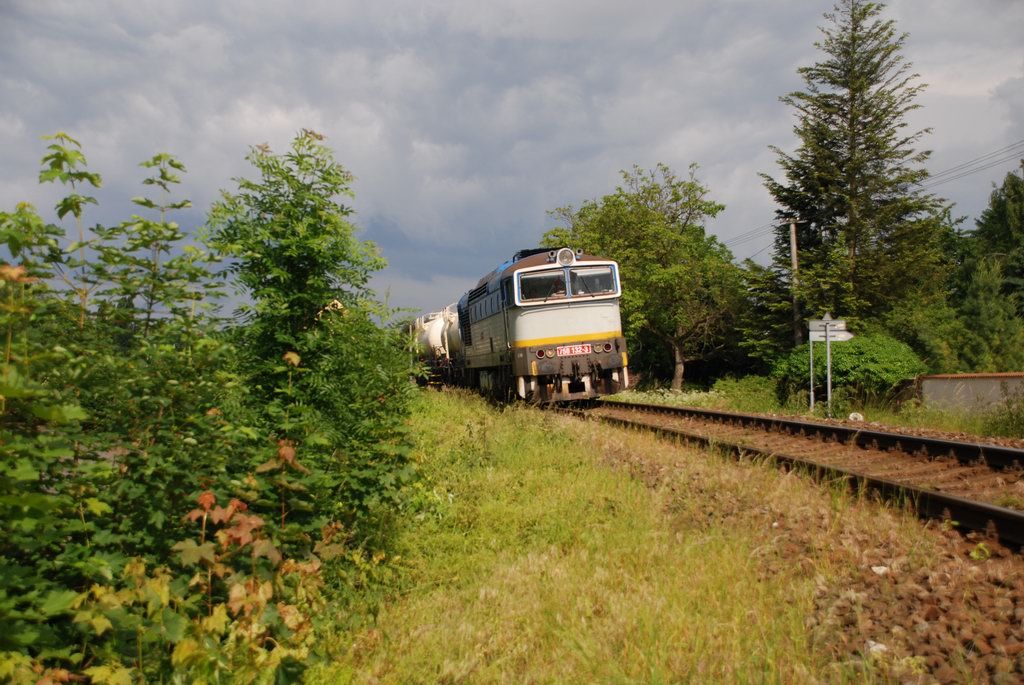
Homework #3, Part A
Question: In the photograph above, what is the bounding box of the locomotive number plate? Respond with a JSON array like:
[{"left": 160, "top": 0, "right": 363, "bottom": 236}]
[{"left": 556, "top": 343, "right": 592, "bottom": 357}]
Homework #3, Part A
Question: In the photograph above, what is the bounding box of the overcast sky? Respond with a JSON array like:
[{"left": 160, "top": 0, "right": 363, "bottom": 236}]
[{"left": 2, "top": 0, "right": 1022, "bottom": 315}]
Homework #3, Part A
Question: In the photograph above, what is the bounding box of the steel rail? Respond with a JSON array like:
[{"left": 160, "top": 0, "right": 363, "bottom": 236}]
[
  {"left": 600, "top": 400, "right": 1024, "bottom": 471},
  {"left": 560, "top": 406, "right": 1024, "bottom": 549}
]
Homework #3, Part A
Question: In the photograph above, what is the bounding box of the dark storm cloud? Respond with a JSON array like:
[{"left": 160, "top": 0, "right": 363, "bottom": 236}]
[{"left": 1, "top": 0, "right": 1022, "bottom": 314}]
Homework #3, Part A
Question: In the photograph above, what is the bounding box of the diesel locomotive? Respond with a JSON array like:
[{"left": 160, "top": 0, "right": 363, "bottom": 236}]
[{"left": 413, "top": 247, "right": 630, "bottom": 401}]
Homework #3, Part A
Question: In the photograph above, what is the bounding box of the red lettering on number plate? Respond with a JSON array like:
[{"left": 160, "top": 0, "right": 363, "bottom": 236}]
[{"left": 556, "top": 343, "right": 592, "bottom": 357}]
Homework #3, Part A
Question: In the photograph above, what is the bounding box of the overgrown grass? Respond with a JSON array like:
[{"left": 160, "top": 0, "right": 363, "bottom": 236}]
[
  {"left": 850, "top": 400, "right": 985, "bottom": 434},
  {"left": 606, "top": 375, "right": 798, "bottom": 414},
  {"left": 983, "top": 395, "right": 1024, "bottom": 437},
  {"left": 308, "top": 389, "right": 941, "bottom": 683}
]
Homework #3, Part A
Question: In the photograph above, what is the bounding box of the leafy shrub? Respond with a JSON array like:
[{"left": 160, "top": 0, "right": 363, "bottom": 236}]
[
  {"left": 0, "top": 132, "right": 414, "bottom": 682},
  {"left": 208, "top": 130, "right": 416, "bottom": 546},
  {"left": 773, "top": 333, "right": 926, "bottom": 403}
]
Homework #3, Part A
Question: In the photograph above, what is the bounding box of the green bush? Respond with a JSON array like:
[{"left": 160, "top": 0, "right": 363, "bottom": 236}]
[
  {"left": 773, "top": 333, "right": 926, "bottom": 403},
  {"left": 0, "top": 132, "right": 414, "bottom": 683},
  {"left": 208, "top": 130, "right": 416, "bottom": 546}
]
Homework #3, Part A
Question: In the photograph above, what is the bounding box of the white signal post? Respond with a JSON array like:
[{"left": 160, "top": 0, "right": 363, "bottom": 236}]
[{"left": 807, "top": 313, "right": 854, "bottom": 416}]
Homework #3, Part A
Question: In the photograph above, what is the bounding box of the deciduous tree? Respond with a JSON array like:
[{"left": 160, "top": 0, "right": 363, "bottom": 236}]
[{"left": 543, "top": 164, "right": 742, "bottom": 389}]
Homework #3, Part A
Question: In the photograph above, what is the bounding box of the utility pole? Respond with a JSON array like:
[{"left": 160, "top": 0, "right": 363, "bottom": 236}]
[{"left": 790, "top": 219, "right": 802, "bottom": 345}]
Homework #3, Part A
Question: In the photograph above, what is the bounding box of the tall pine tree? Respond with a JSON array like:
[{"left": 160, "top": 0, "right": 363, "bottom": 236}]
[
  {"left": 762, "top": 0, "right": 953, "bottom": 335},
  {"left": 958, "top": 257, "right": 1024, "bottom": 372},
  {"left": 968, "top": 165, "right": 1024, "bottom": 311}
]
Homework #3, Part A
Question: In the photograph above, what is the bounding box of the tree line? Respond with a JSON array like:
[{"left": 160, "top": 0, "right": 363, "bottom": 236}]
[{"left": 545, "top": 0, "right": 1024, "bottom": 393}]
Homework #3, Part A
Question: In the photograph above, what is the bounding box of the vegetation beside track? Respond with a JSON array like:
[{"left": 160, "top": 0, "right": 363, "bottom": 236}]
[
  {"left": 0, "top": 132, "right": 415, "bottom": 683},
  {"left": 608, "top": 379, "right": 1024, "bottom": 440},
  {"left": 309, "top": 389, "right": 997, "bottom": 683}
]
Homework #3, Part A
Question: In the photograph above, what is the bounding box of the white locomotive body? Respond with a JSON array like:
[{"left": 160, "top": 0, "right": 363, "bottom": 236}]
[{"left": 419, "top": 247, "right": 629, "bottom": 401}]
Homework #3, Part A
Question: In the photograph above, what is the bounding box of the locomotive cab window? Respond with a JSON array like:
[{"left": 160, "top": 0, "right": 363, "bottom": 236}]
[
  {"left": 518, "top": 269, "right": 567, "bottom": 302},
  {"left": 569, "top": 265, "right": 617, "bottom": 297}
]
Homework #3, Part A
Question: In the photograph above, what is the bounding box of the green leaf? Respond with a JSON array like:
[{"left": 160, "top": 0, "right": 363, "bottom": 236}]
[
  {"left": 7, "top": 459, "right": 39, "bottom": 482},
  {"left": 172, "top": 539, "right": 217, "bottom": 566},
  {"left": 0, "top": 372, "right": 38, "bottom": 398},
  {"left": 40, "top": 589, "right": 81, "bottom": 616},
  {"left": 84, "top": 664, "right": 133, "bottom": 685},
  {"left": 55, "top": 194, "right": 98, "bottom": 220},
  {"left": 38, "top": 168, "right": 63, "bottom": 183},
  {"left": 31, "top": 403, "right": 87, "bottom": 423},
  {"left": 85, "top": 497, "right": 112, "bottom": 516},
  {"left": 90, "top": 614, "right": 113, "bottom": 635},
  {"left": 161, "top": 607, "right": 188, "bottom": 642},
  {"left": 131, "top": 196, "right": 157, "bottom": 209}
]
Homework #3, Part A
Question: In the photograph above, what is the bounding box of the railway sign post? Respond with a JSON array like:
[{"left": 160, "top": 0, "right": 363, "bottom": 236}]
[{"left": 807, "top": 314, "right": 853, "bottom": 415}]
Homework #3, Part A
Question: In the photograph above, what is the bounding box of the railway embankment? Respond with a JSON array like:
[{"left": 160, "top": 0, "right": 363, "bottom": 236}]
[{"left": 313, "top": 390, "right": 1024, "bottom": 683}]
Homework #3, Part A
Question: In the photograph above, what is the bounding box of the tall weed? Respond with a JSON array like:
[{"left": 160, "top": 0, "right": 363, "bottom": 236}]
[{"left": 980, "top": 391, "right": 1024, "bottom": 438}]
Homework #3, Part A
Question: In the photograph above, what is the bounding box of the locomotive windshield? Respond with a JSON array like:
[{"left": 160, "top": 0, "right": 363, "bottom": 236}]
[
  {"left": 519, "top": 269, "right": 567, "bottom": 301},
  {"left": 569, "top": 265, "right": 616, "bottom": 296},
  {"left": 517, "top": 264, "right": 619, "bottom": 303}
]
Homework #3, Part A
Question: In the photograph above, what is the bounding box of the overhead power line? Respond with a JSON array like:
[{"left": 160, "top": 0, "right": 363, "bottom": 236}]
[
  {"left": 920, "top": 138, "right": 1024, "bottom": 189},
  {"left": 723, "top": 220, "right": 775, "bottom": 247},
  {"left": 746, "top": 240, "right": 774, "bottom": 260},
  {"left": 926, "top": 138, "right": 1024, "bottom": 181},
  {"left": 723, "top": 138, "right": 1024, "bottom": 255}
]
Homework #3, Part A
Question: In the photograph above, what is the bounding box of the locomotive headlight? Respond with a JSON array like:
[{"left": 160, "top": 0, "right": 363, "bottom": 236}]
[
  {"left": 603, "top": 342, "right": 613, "bottom": 352},
  {"left": 556, "top": 248, "right": 575, "bottom": 266},
  {"left": 545, "top": 349, "right": 555, "bottom": 358}
]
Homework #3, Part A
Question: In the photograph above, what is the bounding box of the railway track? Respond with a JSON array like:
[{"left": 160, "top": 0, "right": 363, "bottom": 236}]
[{"left": 562, "top": 400, "right": 1024, "bottom": 549}]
